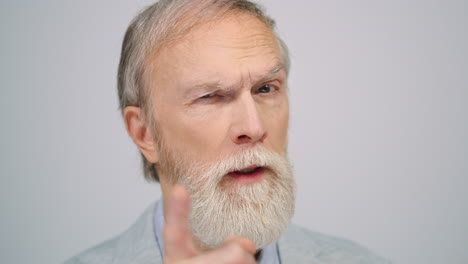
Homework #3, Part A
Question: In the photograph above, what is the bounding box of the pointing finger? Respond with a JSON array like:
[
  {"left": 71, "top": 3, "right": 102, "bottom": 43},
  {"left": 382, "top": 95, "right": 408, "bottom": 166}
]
[{"left": 163, "top": 185, "right": 197, "bottom": 261}]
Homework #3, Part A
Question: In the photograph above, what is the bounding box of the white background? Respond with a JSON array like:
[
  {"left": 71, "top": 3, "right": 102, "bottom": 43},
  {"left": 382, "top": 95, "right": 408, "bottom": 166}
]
[{"left": 1, "top": 0, "right": 467, "bottom": 263}]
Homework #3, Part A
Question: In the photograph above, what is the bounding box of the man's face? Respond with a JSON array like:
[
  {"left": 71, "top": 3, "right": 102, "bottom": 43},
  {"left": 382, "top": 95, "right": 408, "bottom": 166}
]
[
  {"left": 148, "top": 12, "right": 294, "bottom": 249},
  {"left": 151, "top": 12, "right": 289, "bottom": 173}
]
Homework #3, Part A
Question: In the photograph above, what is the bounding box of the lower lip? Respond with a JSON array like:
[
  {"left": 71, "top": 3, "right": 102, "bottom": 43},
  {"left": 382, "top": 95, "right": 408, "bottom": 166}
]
[{"left": 226, "top": 167, "right": 266, "bottom": 184}]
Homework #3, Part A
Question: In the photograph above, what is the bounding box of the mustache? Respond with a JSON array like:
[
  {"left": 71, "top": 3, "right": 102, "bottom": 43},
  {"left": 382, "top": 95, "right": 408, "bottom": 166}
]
[{"left": 179, "top": 145, "right": 283, "bottom": 187}]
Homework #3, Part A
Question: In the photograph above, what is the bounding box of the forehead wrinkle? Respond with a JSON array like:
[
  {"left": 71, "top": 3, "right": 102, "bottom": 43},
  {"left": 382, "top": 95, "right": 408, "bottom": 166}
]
[
  {"left": 158, "top": 13, "right": 283, "bottom": 101},
  {"left": 247, "top": 62, "right": 285, "bottom": 86},
  {"left": 216, "top": 32, "right": 278, "bottom": 56}
]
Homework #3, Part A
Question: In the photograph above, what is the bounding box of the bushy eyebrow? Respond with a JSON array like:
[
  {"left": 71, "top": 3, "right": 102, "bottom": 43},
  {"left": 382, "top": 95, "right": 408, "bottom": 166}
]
[{"left": 183, "top": 62, "right": 285, "bottom": 99}]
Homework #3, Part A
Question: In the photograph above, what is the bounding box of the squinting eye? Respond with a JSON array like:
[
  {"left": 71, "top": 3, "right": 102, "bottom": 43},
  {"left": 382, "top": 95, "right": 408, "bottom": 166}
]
[
  {"left": 257, "top": 84, "right": 273, "bottom": 94},
  {"left": 200, "top": 93, "right": 215, "bottom": 99},
  {"left": 198, "top": 93, "right": 224, "bottom": 102}
]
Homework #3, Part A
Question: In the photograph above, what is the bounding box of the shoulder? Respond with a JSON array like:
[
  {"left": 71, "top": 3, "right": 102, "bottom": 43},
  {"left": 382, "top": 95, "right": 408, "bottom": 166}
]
[
  {"left": 279, "top": 224, "right": 391, "bottom": 264},
  {"left": 63, "top": 202, "right": 162, "bottom": 264},
  {"left": 63, "top": 237, "right": 121, "bottom": 264}
]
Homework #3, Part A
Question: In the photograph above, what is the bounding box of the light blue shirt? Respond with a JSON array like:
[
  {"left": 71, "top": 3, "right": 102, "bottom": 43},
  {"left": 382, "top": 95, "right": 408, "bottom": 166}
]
[{"left": 152, "top": 199, "right": 280, "bottom": 264}]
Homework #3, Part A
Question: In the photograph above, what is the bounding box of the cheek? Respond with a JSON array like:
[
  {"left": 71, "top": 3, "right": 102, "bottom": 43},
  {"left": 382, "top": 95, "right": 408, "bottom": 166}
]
[
  {"left": 262, "top": 99, "right": 289, "bottom": 151},
  {"left": 161, "top": 109, "right": 230, "bottom": 161}
]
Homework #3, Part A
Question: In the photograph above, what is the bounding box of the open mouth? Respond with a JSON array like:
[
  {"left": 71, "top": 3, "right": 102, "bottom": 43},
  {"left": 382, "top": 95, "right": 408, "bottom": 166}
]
[{"left": 227, "top": 165, "right": 266, "bottom": 183}]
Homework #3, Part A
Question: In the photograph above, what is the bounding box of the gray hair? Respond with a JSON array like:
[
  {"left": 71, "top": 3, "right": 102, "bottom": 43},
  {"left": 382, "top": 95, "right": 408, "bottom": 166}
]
[{"left": 117, "top": 0, "right": 290, "bottom": 182}]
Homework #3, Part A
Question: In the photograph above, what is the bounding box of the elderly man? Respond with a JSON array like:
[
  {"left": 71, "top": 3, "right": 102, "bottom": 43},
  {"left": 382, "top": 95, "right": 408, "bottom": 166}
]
[{"left": 66, "top": 0, "right": 389, "bottom": 263}]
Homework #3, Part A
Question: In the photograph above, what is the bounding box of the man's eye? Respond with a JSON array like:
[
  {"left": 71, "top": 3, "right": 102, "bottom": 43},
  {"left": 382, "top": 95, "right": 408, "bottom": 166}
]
[
  {"left": 200, "top": 93, "right": 216, "bottom": 99},
  {"left": 257, "top": 84, "right": 273, "bottom": 94},
  {"left": 198, "top": 93, "right": 223, "bottom": 102}
]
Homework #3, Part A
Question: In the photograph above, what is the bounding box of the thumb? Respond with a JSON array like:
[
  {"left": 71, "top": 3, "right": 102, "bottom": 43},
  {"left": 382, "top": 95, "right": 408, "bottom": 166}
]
[
  {"left": 224, "top": 236, "right": 256, "bottom": 256},
  {"left": 163, "top": 185, "right": 197, "bottom": 262}
]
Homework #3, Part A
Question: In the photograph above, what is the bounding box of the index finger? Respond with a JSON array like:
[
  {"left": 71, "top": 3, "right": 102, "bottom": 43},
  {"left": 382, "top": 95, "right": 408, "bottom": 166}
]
[{"left": 163, "top": 185, "right": 197, "bottom": 261}]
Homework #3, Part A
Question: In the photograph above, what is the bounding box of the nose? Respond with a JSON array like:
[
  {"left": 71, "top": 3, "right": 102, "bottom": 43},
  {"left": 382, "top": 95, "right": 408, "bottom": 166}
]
[{"left": 229, "top": 95, "right": 267, "bottom": 145}]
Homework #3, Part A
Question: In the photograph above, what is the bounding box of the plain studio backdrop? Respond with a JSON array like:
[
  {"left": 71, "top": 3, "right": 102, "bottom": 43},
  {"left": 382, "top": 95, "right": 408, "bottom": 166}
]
[{"left": 1, "top": 0, "right": 467, "bottom": 263}]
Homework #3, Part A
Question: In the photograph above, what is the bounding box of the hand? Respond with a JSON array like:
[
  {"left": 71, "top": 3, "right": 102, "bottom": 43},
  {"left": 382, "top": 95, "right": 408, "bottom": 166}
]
[{"left": 163, "top": 185, "right": 256, "bottom": 264}]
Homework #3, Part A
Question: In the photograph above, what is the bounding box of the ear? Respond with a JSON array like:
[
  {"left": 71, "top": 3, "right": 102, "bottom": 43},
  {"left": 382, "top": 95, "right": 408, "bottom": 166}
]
[{"left": 124, "top": 106, "right": 159, "bottom": 163}]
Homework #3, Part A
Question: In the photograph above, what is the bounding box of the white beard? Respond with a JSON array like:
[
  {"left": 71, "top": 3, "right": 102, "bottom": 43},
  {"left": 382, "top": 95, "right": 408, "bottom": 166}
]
[{"left": 159, "top": 144, "right": 295, "bottom": 249}]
